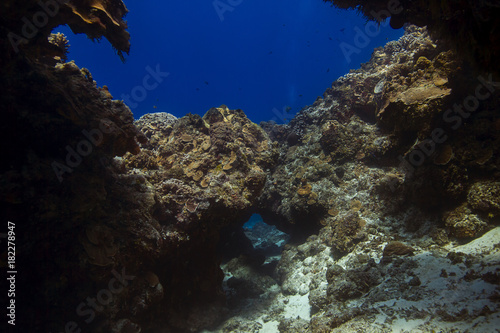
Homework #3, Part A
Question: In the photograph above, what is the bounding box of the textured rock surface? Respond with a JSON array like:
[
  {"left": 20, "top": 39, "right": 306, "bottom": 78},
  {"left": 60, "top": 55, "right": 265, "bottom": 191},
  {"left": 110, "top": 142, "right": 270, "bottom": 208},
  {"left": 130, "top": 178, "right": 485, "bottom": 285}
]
[
  {"left": 120, "top": 105, "right": 278, "bottom": 331},
  {"left": 258, "top": 26, "right": 500, "bottom": 242}
]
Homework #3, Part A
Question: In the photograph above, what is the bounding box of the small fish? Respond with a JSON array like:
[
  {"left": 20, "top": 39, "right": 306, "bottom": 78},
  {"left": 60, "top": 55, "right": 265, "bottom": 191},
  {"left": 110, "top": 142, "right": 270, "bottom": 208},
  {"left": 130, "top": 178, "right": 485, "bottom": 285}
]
[
  {"left": 328, "top": 37, "right": 333, "bottom": 40},
  {"left": 153, "top": 105, "right": 157, "bottom": 109},
  {"left": 196, "top": 88, "right": 200, "bottom": 91},
  {"left": 299, "top": 94, "right": 302, "bottom": 97},
  {"left": 326, "top": 68, "right": 330, "bottom": 73},
  {"left": 204, "top": 81, "right": 209, "bottom": 85},
  {"left": 340, "top": 28, "right": 345, "bottom": 33},
  {"left": 268, "top": 51, "right": 273, "bottom": 55},
  {"left": 285, "top": 106, "right": 292, "bottom": 113}
]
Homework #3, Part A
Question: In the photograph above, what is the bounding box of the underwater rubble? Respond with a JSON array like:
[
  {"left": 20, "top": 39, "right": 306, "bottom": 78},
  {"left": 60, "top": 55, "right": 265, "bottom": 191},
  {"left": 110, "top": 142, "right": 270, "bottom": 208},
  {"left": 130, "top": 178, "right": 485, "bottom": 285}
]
[{"left": 1, "top": 1, "right": 499, "bottom": 333}]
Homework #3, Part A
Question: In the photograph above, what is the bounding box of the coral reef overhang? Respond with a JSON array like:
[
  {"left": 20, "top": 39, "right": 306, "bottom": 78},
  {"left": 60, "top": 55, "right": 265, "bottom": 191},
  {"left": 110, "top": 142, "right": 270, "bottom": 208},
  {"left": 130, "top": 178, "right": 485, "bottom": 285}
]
[
  {"left": 323, "top": 0, "right": 500, "bottom": 75},
  {"left": 1, "top": 0, "right": 130, "bottom": 60}
]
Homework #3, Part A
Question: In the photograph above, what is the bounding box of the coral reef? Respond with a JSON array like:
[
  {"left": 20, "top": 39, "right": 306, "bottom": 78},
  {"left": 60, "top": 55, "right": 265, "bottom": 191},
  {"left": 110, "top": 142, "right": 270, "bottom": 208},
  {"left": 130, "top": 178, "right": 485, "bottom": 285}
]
[
  {"left": 118, "top": 105, "right": 278, "bottom": 331},
  {"left": 0, "top": 48, "right": 276, "bottom": 333},
  {"left": 213, "top": 26, "right": 500, "bottom": 332},
  {"left": 258, "top": 26, "right": 500, "bottom": 243}
]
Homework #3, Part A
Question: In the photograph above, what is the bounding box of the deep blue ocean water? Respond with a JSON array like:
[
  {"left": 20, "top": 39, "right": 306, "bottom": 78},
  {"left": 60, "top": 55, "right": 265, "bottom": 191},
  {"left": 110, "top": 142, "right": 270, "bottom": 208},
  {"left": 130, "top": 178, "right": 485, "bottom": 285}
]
[{"left": 55, "top": 0, "right": 403, "bottom": 124}]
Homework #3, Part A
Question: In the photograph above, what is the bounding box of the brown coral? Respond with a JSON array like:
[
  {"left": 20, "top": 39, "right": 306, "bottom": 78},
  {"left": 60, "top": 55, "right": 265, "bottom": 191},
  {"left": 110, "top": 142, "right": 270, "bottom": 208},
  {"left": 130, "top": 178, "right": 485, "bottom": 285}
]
[
  {"left": 3, "top": 0, "right": 130, "bottom": 61},
  {"left": 444, "top": 204, "right": 488, "bottom": 238},
  {"left": 468, "top": 182, "right": 500, "bottom": 215},
  {"left": 297, "top": 182, "right": 313, "bottom": 197},
  {"left": 329, "top": 212, "right": 366, "bottom": 255},
  {"left": 383, "top": 241, "right": 415, "bottom": 258}
]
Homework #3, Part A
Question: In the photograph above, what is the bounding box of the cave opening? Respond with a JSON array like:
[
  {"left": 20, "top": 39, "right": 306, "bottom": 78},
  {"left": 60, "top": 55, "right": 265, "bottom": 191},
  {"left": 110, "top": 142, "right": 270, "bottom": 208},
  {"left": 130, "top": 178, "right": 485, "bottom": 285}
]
[
  {"left": 242, "top": 214, "right": 291, "bottom": 263},
  {"left": 215, "top": 214, "right": 291, "bottom": 316},
  {"left": 217, "top": 214, "right": 290, "bottom": 266}
]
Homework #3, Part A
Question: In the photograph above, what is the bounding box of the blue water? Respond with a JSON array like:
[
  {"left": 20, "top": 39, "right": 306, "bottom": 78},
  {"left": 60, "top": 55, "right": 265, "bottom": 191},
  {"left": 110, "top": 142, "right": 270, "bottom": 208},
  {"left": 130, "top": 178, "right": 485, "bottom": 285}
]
[
  {"left": 54, "top": 0, "right": 403, "bottom": 124},
  {"left": 243, "top": 213, "right": 263, "bottom": 229}
]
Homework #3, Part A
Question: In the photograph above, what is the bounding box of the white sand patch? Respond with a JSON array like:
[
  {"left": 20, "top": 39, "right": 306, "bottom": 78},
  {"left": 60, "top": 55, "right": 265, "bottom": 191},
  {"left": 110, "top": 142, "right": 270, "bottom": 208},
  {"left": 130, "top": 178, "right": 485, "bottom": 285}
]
[
  {"left": 390, "top": 317, "right": 426, "bottom": 333},
  {"left": 451, "top": 226, "right": 500, "bottom": 255},
  {"left": 283, "top": 294, "right": 311, "bottom": 321},
  {"left": 256, "top": 320, "right": 279, "bottom": 333},
  {"left": 253, "top": 293, "right": 311, "bottom": 332}
]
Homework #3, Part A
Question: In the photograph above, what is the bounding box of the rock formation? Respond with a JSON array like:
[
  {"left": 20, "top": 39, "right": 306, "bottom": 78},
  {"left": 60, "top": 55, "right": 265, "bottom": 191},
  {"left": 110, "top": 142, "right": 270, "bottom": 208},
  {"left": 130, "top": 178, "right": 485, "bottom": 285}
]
[{"left": 259, "top": 26, "right": 500, "bottom": 243}]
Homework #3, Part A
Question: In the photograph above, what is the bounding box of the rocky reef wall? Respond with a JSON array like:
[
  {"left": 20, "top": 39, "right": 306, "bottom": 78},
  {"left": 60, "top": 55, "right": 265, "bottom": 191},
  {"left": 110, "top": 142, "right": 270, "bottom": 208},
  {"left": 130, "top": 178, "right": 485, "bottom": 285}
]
[
  {"left": 248, "top": 27, "right": 500, "bottom": 330},
  {"left": 259, "top": 26, "right": 500, "bottom": 244}
]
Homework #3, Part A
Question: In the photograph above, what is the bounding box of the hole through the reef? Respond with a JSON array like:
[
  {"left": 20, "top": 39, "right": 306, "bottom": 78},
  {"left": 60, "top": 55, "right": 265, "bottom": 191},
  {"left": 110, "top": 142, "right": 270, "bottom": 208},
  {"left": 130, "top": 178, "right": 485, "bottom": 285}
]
[
  {"left": 217, "top": 214, "right": 291, "bottom": 315},
  {"left": 217, "top": 214, "right": 291, "bottom": 265},
  {"left": 242, "top": 214, "right": 290, "bottom": 264}
]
